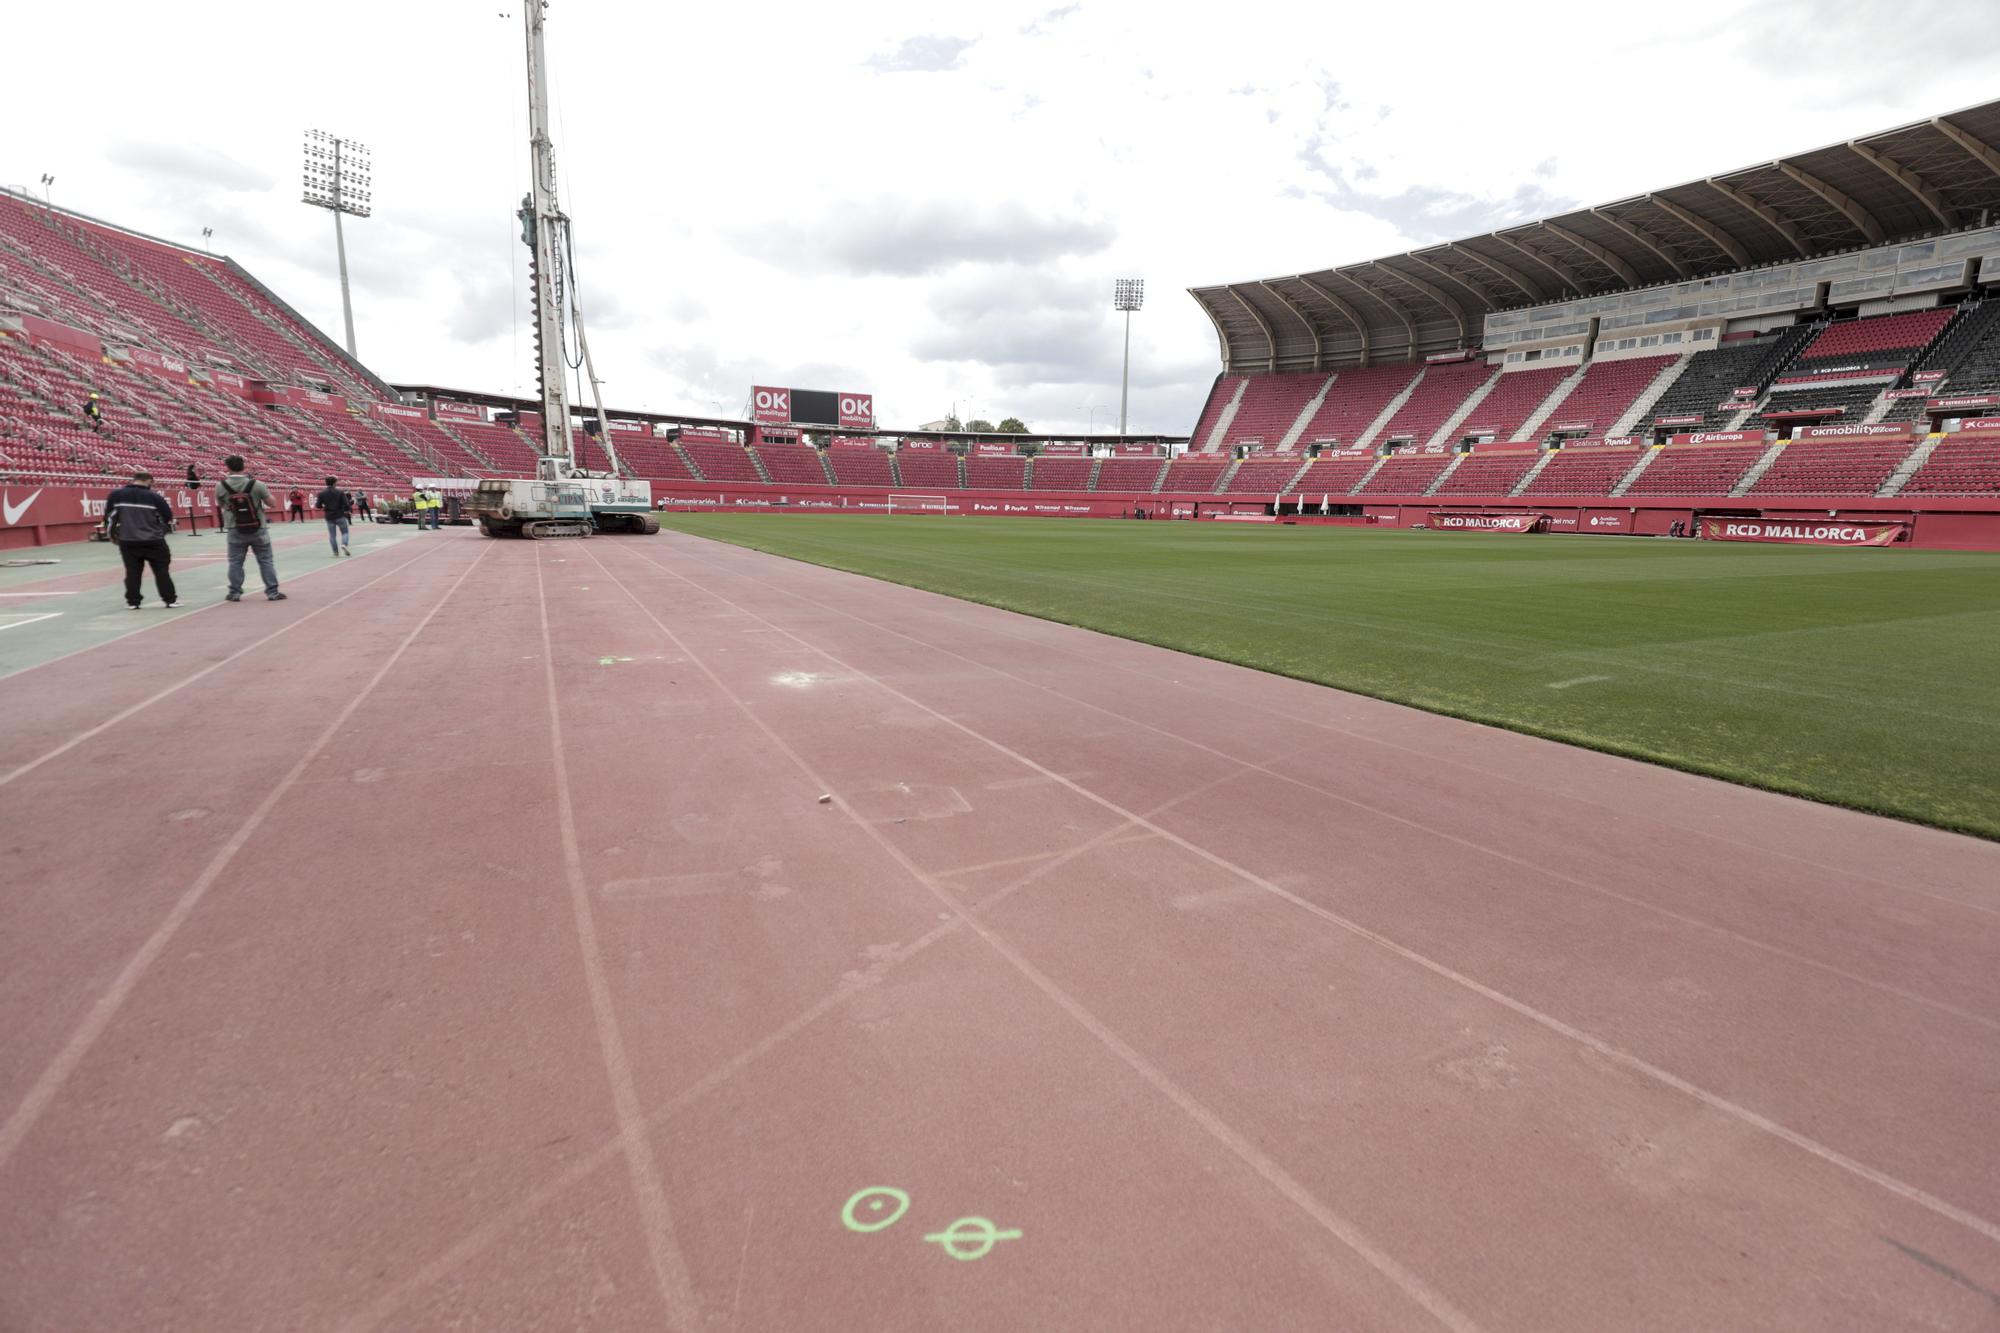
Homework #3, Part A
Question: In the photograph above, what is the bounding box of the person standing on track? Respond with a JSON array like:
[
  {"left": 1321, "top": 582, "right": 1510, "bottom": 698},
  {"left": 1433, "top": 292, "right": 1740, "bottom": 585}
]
[
  {"left": 287, "top": 487, "right": 307, "bottom": 523},
  {"left": 317, "top": 475, "right": 353, "bottom": 557},
  {"left": 356, "top": 491, "right": 372, "bottom": 522},
  {"left": 102, "top": 470, "right": 179, "bottom": 609},
  {"left": 217, "top": 455, "right": 285, "bottom": 602}
]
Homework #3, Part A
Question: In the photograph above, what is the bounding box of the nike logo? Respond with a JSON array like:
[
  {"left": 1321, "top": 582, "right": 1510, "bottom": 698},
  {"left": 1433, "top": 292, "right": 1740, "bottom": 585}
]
[{"left": 1, "top": 489, "right": 43, "bottom": 526}]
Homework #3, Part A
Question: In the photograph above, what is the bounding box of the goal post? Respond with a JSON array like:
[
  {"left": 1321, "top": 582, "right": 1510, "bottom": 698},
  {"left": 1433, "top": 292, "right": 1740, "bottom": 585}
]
[{"left": 886, "top": 493, "right": 951, "bottom": 515}]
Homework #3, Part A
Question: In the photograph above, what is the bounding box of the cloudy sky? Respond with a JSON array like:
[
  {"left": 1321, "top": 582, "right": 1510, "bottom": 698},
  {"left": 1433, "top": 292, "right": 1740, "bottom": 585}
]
[{"left": 7, "top": 0, "right": 1992, "bottom": 434}]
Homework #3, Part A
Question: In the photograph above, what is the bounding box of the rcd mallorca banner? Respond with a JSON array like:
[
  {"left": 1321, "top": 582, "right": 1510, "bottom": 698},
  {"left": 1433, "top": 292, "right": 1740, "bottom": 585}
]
[
  {"left": 751, "top": 386, "right": 791, "bottom": 424},
  {"left": 1428, "top": 511, "right": 1546, "bottom": 533},
  {"left": 1698, "top": 518, "right": 1906, "bottom": 546}
]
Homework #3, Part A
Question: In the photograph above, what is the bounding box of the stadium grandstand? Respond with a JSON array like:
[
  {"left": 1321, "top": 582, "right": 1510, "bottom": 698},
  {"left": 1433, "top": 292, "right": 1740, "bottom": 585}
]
[
  {"left": 1174, "top": 101, "right": 2000, "bottom": 547},
  {"left": 6, "top": 100, "right": 2000, "bottom": 550}
]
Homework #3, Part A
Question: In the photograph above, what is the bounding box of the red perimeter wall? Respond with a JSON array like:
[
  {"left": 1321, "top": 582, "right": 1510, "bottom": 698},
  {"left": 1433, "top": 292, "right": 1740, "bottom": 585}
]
[
  {"left": 649, "top": 481, "right": 2000, "bottom": 551},
  {"left": 10, "top": 481, "right": 1997, "bottom": 551},
  {"left": 0, "top": 486, "right": 279, "bottom": 549}
]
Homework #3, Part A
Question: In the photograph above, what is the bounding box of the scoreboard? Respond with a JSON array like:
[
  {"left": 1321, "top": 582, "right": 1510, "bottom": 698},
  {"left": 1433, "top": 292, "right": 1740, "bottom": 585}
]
[{"left": 751, "top": 385, "right": 874, "bottom": 430}]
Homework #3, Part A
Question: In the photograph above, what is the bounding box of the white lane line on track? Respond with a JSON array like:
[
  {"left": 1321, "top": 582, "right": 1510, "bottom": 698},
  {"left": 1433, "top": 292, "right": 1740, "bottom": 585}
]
[
  {"left": 0, "top": 613, "right": 63, "bottom": 631},
  {"left": 615, "top": 536, "right": 2000, "bottom": 1252},
  {"left": 581, "top": 541, "right": 1484, "bottom": 1333},
  {"left": 0, "top": 544, "right": 489, "bottom": 1175},
  {"left": 0, "top": 538, "right": 431, "bottom": 685},
  {"left": 765, "top": 548, "right": 2000, "bottom": 921},
  {"left": 695, "top": 545, "right": 2000, "bottom": 1033},
  {"left": 0, "top": 544, "right": 445, "bottom": 787},
  {"left": 0, "top": 592, "right": 78, "bottom": 597},
  {"left": 531, "top": 551, "right": 698, "bottom": 1331},
  {"left": 337, "top": 756, "right": 1242, "bottom": 1333}
]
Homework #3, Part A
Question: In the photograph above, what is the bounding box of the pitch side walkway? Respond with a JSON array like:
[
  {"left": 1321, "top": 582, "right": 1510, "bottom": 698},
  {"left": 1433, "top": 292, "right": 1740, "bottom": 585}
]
[
  {"left": 1, "top": 529, "right": 1995, "bottom": 1330},
  {"left": 0, "top": 522, "right": 425, "bottom": 678}
]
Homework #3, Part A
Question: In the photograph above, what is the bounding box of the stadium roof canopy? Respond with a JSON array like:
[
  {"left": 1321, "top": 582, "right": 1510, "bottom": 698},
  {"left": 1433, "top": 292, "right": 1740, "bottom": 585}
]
[{"left": 1192, "top": 100, "right": 2000, "bottom": 372}]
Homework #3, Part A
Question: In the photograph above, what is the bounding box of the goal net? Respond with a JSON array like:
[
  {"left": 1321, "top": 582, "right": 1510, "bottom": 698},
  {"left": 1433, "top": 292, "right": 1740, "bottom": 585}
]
[{"left": 886, "top": 493, "right": 951, "bottom": 515}]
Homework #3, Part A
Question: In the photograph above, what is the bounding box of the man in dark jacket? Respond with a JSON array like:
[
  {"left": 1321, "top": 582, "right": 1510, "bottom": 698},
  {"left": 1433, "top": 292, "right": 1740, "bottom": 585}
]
[
  {"left": 317, "top": 476, "right": 354, "bottom": 557},
  {"left": 103, "top": 470, "right": 179, "bottom": 609}
]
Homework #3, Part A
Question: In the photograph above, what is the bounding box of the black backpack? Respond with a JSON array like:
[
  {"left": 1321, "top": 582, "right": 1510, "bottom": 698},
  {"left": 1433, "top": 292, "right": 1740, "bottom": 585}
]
[{"left": 224, "top": 478, "right": 263, "bottom": 532}]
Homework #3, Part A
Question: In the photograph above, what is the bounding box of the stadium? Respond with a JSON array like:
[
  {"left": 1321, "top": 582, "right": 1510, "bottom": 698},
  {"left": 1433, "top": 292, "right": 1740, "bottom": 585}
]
[{"left": 2, "top": 6, "right": 1998, "bottom": 1330}]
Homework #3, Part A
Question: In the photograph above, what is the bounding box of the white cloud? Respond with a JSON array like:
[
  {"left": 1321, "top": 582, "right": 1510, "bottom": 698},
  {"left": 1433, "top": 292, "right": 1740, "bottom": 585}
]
[
  {"left": 867, "top": 34, "right": 978, "bottom": 73},
  {"left": 4, "top": 0, "right": 1992, "bottom": 436},
  {"left": 739, "top": 201, "right": 1114, "bottom": 277}
]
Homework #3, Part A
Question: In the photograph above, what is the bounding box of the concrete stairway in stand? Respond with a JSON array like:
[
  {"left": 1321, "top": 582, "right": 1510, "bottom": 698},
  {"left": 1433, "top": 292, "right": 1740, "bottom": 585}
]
[
  {"left": 1878, "top": 436, "right": 1944, "bottom": 497},
  {"left": 1355, "top": 370, "right": 1427, "bottom": 450},
  {"left": 1201, "top": 379, "right": 1249, "bottom": 451},
  {"left": 1609, "top": 352, "right": 1694, "bottom": 438},
  {"left": 1422, "top": 453, "right": 1467, "bottom": 496},
  {"left": 1508, "top": 449, "right": 1556, "bottom": 496},
  {"left": 1278, "top": 374, "right": 1337, "bottom": 449},
  {"left": 1609, "top": 448, "right": 1661, "bottom": 496},
  {"left": 1512, "top": 362, "right": 1588, "bottom": 442},
  {"left": 1422, "top": 369, "right": 1502, "bottom": 450},
  {"left": 1348, "top": 454, "right": 1391, "bottom": 494},
  {"left": 1728, "top": 441, "right": 1788, "bottom": 496}
]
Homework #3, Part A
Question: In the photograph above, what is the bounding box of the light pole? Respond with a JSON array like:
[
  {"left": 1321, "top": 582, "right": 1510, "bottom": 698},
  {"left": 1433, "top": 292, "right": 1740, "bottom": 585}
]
[
  {"left": 38, "top": 174, "right": 54, "bottom": 209},
  {"left": 1113, "top": 278, "right": 1144, "bottom": 436},
  {"left": 301, "top": 130, "right": 372, "bottom": 358},
  {"left": 201, "top": 227, "right": 214, "bottom": 254}
]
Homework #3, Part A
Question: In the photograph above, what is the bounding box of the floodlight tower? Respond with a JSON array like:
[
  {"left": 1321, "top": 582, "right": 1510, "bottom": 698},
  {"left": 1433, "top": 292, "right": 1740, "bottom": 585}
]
[
  {"left": 1113, "top": 278, "right": 1144, "bottom": 435},
  {"left": 301, "top": 130, "right": 371, "bottom": 358}
]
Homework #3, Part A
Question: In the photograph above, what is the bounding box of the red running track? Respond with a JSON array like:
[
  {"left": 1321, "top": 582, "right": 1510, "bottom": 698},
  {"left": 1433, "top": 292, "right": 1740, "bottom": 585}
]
[{"left": 1, "top": 528, "right": 1997, "bottom": 1330}]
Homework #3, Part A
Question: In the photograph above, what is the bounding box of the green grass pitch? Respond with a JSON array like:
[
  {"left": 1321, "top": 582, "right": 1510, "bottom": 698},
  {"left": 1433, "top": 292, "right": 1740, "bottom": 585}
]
[{"left": 660, "top": 515, "right": 2000, "bottom": 841}]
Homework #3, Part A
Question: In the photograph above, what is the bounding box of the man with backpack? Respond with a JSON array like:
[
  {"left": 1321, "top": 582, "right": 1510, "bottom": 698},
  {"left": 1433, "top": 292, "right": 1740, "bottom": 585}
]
[
  {"left": 102, "top": 469, "right": 179, "bottom": 609},
  {"left": 216, "top": 455, "right": 285, "bottom": 602},
  {"left": 317, "top": 475, "right": 354, "bottom": 557}
]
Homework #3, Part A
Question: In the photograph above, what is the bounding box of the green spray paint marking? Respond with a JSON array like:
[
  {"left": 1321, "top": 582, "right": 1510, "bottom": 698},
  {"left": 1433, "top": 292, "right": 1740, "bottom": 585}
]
[
  {"left": 923, "top": 1217, "right": 1022, "bottom": 1261},
  {"left": 841, "top": 1186, "right": 910, "bottom": 1233},
  {"left": 841, "top": 1187, "right": 1021, "bottom": 1261},
  {"left": 596, "top": 655, "right": 635, "bottom": 666}
]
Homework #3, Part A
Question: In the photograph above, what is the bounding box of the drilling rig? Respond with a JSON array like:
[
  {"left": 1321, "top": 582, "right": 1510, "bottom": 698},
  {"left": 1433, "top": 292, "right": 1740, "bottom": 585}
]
[{"left": 468, "top": 1, "right": 658, "bottom": 539}]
